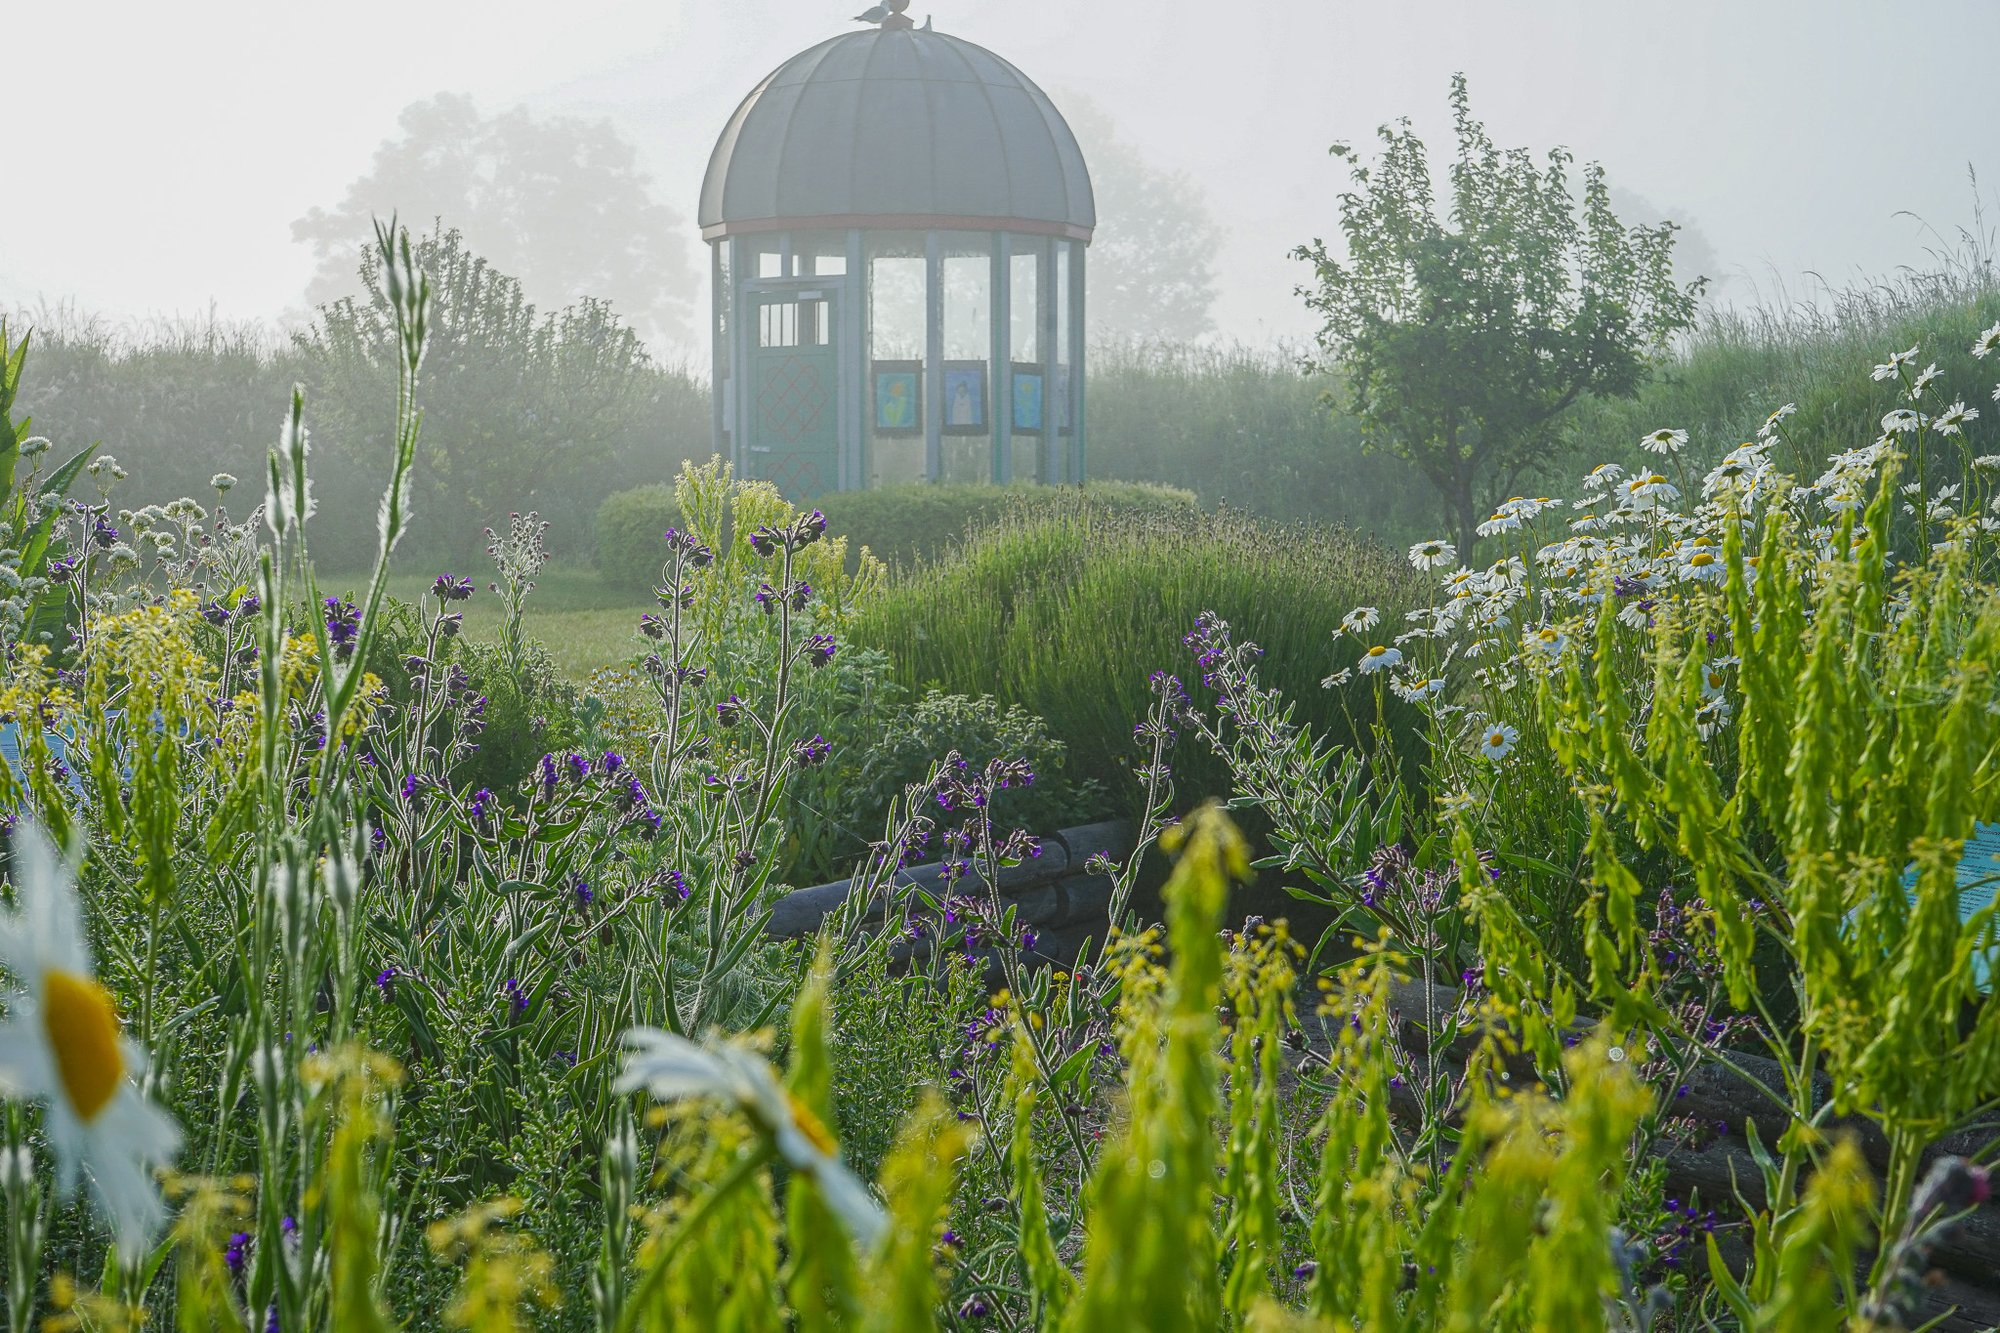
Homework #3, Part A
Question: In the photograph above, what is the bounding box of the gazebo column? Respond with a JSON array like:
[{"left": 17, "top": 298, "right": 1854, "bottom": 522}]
[
  {"left": 924, "top": 230, "right": 943, "bottom": 483},
  {"left": 842, "top": 228, "right": 865, "bottom": 490},
  {"left": 1068, "top": 241, "right": 1088, "bottom": 485},
  {"left": 991, "top": 232, "right": 1011, "bottom": 485},
  {"left": 1038, "top": 236, "right": 1059, "bottom": 485},
  {"left": 710, "top": 241, "right": 726, "bottom": 458},
  {"left": 730, "top": 233, "right": 752, "bottom": 479}
]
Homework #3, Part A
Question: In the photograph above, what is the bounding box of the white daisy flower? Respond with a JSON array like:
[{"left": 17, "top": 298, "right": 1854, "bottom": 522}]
[
  {"left": 1408, "top": 539, "right": 1456, "bottom": 571},
  {"left": 1476, "top": 723, "right": 1519, "bottom": 762},
  {"left": 1581, "top": 462, "right": 1625, "bottom": 492},
  {"left": 1392, "top": 676, "right": 1447, "bottom": 702},
  {"left": 1639, "top": 428, "right": 1689, "bottom": 455},
  {"left": 1525, "top": 626, "right": 1568, "bottom": 658},
  {"left": 1357, "top": 644, "right": 1403, "bottom": 674},
  {"left": 0, "top": 820, "right": 181, "bottom": 1251},
  {"left": 1881, "top": 409, "right": 1923, "bottom": 435},
  {"left": 1475, "top": 512, "right": 1522, "bottom": 538},
  {"left": 1972, "top": 322, "right": 2000, "bottom": 360},
  {"left": 1340, "top": 606, "right": 1381, "bottom": 634},
  {"left": 1623, "top": 474, "right": 1680, "bottom": 509},
  {"left": 1757, "top": 403, "right": 1797, "bottom": 439},
  {"left": 1973, "top": 456, "right": 2000, "bottom": 473},
  {"left": 1911, "top": 363, "right": 1943, "bottom": 399},
  {"left": 1934, "top": 401, "right": 1979, "bottom": 435},
  {"left": 1699, "top": 657, "right": 1737, "bottom": 699},
  {"left": 618, "top": 1028, "right": 885, "bottom": 1246},
  {"left": 1871, "top": 346, "right": 1920, "bottom": 381}
]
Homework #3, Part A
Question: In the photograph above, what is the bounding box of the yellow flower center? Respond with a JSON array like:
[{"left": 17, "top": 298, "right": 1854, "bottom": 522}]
[
  {"left": 785, "top": 1090, "right": 839, "bottom": 1157},
  {"left": 1367, "top": 646, "right": 1388, "bottom": 658},
  {"left": 1690, "top": 552, "right": 1715, "bottom": 567},
  {"left": 42, "top": 969, "right": 124, "bottom": 1123}
]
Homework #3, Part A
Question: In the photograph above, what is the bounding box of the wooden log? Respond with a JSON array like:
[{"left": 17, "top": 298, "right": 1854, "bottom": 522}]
[{"left": 763, "top": 821, "right": 1132, "bottom": 940}]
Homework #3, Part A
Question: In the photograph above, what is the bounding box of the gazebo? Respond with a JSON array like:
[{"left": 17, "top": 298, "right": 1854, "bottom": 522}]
[{"left": 700, "top": 2, "right": 1094, "bottom": 499}]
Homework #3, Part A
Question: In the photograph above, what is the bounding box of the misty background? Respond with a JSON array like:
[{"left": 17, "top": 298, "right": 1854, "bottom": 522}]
[{"left": 9, "top": 0, "right": 2000, "bottom": 347}]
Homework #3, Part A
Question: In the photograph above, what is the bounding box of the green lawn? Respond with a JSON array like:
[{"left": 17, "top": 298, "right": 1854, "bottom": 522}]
[{"left": 368, "top": 564, "right": 652, "bottom": 680}]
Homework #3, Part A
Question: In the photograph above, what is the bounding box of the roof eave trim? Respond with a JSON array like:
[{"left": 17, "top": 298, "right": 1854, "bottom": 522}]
[{"left": 703, "top": 215, "right": 1094, "bottom": 243}]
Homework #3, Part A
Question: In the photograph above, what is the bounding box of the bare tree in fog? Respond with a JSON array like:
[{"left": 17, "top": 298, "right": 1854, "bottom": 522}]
[
  {"left": 294, "top": 93, "right": 696, "bottom": 346},
  {"left": 1061, "top": 97, "right": 1221, "bottom": 342}
]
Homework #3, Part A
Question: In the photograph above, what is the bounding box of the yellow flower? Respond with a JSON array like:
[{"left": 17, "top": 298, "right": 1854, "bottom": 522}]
[{"left": 0, "top": 819, "right": 181, "bottom": 1249}]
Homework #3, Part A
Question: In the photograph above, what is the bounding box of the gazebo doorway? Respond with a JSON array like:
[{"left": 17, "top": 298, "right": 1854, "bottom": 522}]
[{"left": 747, "top": 286, "right": 839, "bottom": 498}]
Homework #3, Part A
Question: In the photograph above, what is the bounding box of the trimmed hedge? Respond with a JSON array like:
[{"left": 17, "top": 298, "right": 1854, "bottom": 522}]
[
  {"left": 594, "top": 479, "right": 1199, "bottom": 594},
  {"left": 595, "top": 483, "right": 686, "bottom": 596}
]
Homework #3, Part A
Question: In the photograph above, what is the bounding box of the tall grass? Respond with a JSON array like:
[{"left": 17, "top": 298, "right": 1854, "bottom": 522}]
[
  {"left": 851, "top": 495, "right": 1418, "bottom": 817},
  {"left": 1564, "top": 236, "right": 2000, "bottom": 474},
  {"left": 1087, "top": 337, "right": 1445, "bottom": 544}
]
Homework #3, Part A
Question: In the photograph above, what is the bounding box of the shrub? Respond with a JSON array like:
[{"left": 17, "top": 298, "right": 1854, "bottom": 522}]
[
  {"left": 850, "top": 496, "right": 1419, "bottom": 816},
  {"left": 594, "top": 481, "right": 686, "bottom": 595},
  {"left": 815, "top": 479, "right": 1198, "bottom": 570}
]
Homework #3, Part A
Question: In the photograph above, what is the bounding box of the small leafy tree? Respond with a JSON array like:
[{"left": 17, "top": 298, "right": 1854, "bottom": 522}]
[
  {"left": 300, "top": 224, "right": 672, "bottom": 562},
  {"left": 1295, "top": 75, "right": 1701, "bottom": 554}
]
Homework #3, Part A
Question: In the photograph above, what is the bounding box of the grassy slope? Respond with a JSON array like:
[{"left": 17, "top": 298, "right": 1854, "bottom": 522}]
[{"left": 358, "top": 564, "right": 650, "bottom": 680}]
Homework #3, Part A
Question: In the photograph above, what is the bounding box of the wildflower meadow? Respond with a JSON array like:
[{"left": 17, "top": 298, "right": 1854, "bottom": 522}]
[{"left": 8, "top": 210, "right": 2000, "bottom": 1333}]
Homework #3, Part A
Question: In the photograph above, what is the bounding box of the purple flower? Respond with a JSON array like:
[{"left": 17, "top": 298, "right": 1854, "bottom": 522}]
[
  {"left": 431, "top": 573, "right": 475, "bottom": 603},
  {"left": 538, "top": 754, "right": 560, "bottom": 797},
  {"left": 572, "top": 878, "right": 594, "bottom": 908},
  {"left": 601, "top": 752, "right": 625, "bottom": 777},
  {"left": 503, "top": 978, "right": 529, "bottom": 1016},
  {"left": 322, "top": 597, "right": 361, "bottom": 660},
  {"left": 200, "top": 600, "right": 232, "bottom": 627},
  {"left": 805, "top": 634, "right": 837, "bottom": 668},
  {"left": 374, "top": 967, "right": 398, "bottom": 994},
  {"left": 748, "top": 527, "right": 779, "bottom": 558},
  {"left": 662, "top": 869, "right": 690, "bottom": 900},
  {"left": 716, "top": 694, "right": 745, "bottom": 727},
  {"left": 468, "top": 788, "right": 495, "bottom": 823},
  {"left": 225, "top": 1231, "right": 251, "bottom": 1274},
  {"left": 237, "top": 593, "right": 261, "bottom": 617},
  {"left": 638, "top": 613, "right": 667, "bottom": 640},
  {"left": 789, "top": 580, "right": 812, "bottom": 611},
  {"left": 400, "top": 773, "right": 423, "bottom": 804},
  {"left": 753, "top": 583, "right": 778, "bottom": 614},
  {"left": 566, "top": 752, "right": 590, "bottom": 783},
  {"left": 791, "top": 734, "right": 832, "bottom": 768}
]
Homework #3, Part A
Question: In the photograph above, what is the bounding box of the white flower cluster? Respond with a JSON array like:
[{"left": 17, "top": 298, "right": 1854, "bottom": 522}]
[{"left": 1338, "top": 336, "right": 2000, "bottom": 769}]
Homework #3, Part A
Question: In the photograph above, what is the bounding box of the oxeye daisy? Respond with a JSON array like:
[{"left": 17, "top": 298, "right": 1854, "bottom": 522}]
[
  {"left": 1340, "top": 606, "right": 1381, "bottom": 634},
  {"left": 1934, "top": 401, "right": 1979, "bottom": 436},
  {"left": 1624, "top": 474, "right": 1679, "bottom": 507},
  {"left": 1408, "top": 539, "right": 1456, "bottom": 571},
  {"left": 1476, "top": 723, "right": 1519, "bottom": 762},
  {"left": 1871, "top": 346, "right": 1920, "bottom": 381},
  {"left": 1357, "top": 644, "right": 1403, "bottom": 674},
  {"left": 1639, "top": 428, "right": 1689, "bottom": 455},
  {"left": 0, "top": 820, "right": 181, "bottom": 1250},
  {"left": 1525, "top": 626, "right": 1568, "bottom": 658},
  {"left": 1475, "top": 512, "right": 1521, "bottom": 538},
  {"left": 1681, "top": 549, "right": 1725, "bottom": 584},
  {"left": 618, "top": 1029, "right": 884, "bottom": 1246}
]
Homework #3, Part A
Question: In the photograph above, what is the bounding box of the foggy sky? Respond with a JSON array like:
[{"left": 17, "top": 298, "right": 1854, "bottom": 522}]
[{"left": 8, "top": 0, "right": 1998, "bottom": 350}]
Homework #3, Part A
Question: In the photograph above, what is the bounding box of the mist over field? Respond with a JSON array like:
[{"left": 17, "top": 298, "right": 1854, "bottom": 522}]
[{"left": 8, "top": 0, "right": 2000, "bottom": 346}]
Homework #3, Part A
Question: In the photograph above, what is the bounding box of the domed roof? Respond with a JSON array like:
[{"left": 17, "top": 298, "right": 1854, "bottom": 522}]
[{"left": 700, "top": 28, "right": 1095, "bottom": 241}]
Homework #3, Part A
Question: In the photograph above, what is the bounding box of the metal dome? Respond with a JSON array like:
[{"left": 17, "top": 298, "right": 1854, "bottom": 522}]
[{"left": 699, "top": 28, "right": 1095, "bottom": 241}]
